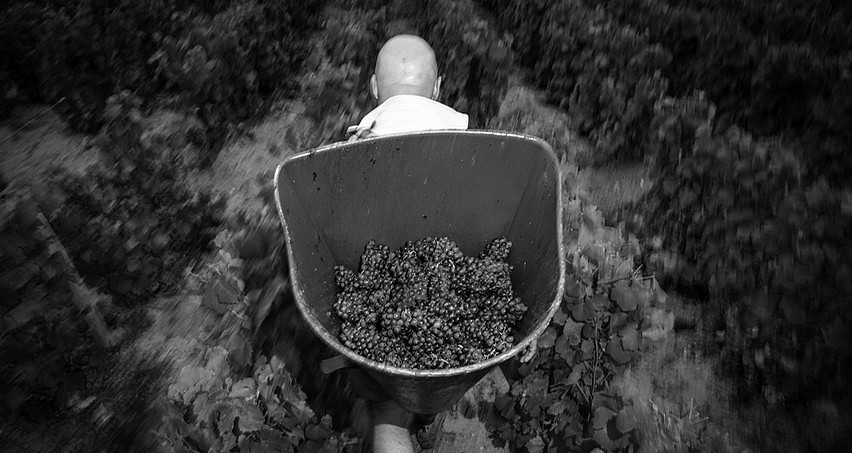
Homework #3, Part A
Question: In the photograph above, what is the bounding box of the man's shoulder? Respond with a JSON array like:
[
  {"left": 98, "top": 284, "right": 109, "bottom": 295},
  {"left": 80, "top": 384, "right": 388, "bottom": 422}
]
[
  {"left": 354, "top": 95, "right": 469, "bottom": 137},
  {"left": 381, "top": 95, "right": 468, "bottom": 127},
  {"left": 385, "top": 95, "right": 464, "bottom": 115}
]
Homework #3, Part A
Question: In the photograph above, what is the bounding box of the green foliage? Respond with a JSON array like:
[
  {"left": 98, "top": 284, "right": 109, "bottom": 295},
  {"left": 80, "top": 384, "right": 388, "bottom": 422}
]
[
  {"left": 0, "top": 195, "right": 97, "bottom": 420},
  {"left": 161, "top": 349, "right": 355, "bottom": 452},
  {"left": 150, "top": 0, "right": 324, "bottom": 147},
  {"left": 598, "top": 0, "right": 852, "bottom": 179},
  {"left": 484, "top": 0, "right": 670, "bottom": 163},
  {"left": 417, "top": 0, "right": 512, "bottom": 128},
  {"left": 660, "top": 0, "right": 852, "bottom": 56},
  {"left": 636, "top": 92, "right": 852, "bottom": 406},
  {"left": 0, "top": 0, "right": 323, "bottom": 138},
  {"left": 494, "top": 205, "right": 664, "bottom": 452},
  {"left": 157, "top": 234, "right": 357, "bottom": 452},
  {"left": 485, "top": 0, "right": 851, "bottom": 441},
  {"left": 301, "top": 5, "right": 386, "bottom": 143},
  {"left": 45, "top": 92, "right": 225, "bottom": 305},
  {"left": 479, "top": 0, "right": 550, "bottom": 68}
]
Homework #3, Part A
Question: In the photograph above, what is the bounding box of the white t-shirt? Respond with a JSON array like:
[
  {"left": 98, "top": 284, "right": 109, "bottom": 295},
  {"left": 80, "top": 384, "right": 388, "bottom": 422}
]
[{"left": 352, "top": 95, "right": 469, "bottom": 137}]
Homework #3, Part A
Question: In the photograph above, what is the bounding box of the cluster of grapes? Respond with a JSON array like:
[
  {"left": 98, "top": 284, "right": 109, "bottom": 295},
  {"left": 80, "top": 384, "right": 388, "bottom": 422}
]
[{"left": 334, "top": 237, "right": 526, "bottom": 370}]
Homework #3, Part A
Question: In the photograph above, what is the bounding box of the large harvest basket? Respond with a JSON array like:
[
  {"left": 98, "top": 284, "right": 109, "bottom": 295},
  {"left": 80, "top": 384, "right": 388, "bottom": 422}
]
[{"left": 274, "top": 130, "right": 564, "bottom": 414}]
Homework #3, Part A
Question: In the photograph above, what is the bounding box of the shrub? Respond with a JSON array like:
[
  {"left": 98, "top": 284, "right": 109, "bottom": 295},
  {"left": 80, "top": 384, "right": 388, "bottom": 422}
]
[
  {"left": 46, "top": 92, "right": 225, "bottom": 305},
  {"left": 636, "top": 92, "right": 852, "bottom": 406},
  {"left": 1, "top": 0, "right": 323, "bottom": 139}
]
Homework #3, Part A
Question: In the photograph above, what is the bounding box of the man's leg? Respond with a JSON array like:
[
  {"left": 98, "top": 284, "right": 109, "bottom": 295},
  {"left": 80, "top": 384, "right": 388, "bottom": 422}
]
[
  {"left": 371, "top": 399, "right": 415, "bottom": 453},
  {"left": 347, "top": 367, "right": 415, "bottom": 452}
]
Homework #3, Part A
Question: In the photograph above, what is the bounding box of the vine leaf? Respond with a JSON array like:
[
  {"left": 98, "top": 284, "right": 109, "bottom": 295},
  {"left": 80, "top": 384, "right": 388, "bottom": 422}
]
[
  {"left": 572, "top": 297, "right": 593, "bottom": 322},
  {"left": 611, "top": 280, "right": 637, "bottom": 311},
  {"left": 552, "top": 306, "right": 568, "bottom": 325},
  {"left": 606, "top": 339, "right": 631, "bottom": 365},
  {"left": 538, "top": 326, "right": 557, "bottom": 349},
  {"left": 548, "top": 397, "right": 572, "bottom": 417},
  {"left": 495, "top": 394, "right": 516, "bottom": 419},
  {"left": 592, "top": 406, "right": 616, "bottom": 430},
  {"left": 228, "top": 378, "right": 257, "bottom": 399},
  {"left": 564, "top": 276, "right": 584, "bottom": 299},
  {"left": 203, "top": 278, "right": 241, "bottom": 315},
  {"left": 615, "top": 406, "right": 636, "bottom": 434},
  {"left": 620, "top": 326, "right": 641, "bottom": 351},
  {"left": 566, "top": 364, "right": 584, "bottom": 386},
  {"left": 609, "top": 312, "right": 628, "bottom": 331},
  {"left": 613, "top": 257, "right": 633, "bottom": 280},
  {"left": 555, "top": 334, "right": 570, "bottom": 357},
  {"left": 500, "top": 424, "right": 516, "bottom": 442}
]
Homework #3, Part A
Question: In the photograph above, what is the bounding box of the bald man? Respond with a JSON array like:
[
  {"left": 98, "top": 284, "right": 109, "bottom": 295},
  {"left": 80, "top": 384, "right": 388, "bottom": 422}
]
[{"left": 348, "top": 34, "right": 469, "bottom": 140}]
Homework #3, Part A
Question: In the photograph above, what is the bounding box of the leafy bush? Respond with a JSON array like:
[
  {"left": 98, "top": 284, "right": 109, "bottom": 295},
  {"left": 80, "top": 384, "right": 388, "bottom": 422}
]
[
  {"left": 0, "top": 196, "right": 96, "bottom": 419},
  {"left": 414, "top": 0, "right": 512, "bottom": 128},
  {"left": 485, "top": 0, "right": 852, "bottom": 443},
  {"left": 150, "top": 0, "right": 324, "bottom": 152},
  {"left": 634, "top": 92, "right": 852, "bottom": 407},
  {"left": 45, "top": 93, "right": 225, "bottom": 305},
  {"left": 1, "top": 0, "right": 323, "bottom": 138},
  {"left": 664, "top": 0, "right": 852, "bottom": 55},
  {"left": 597, "top": 0, "right": 852, "bottom": 179},
  {"left": 300, "top": 5, "right": 386, "bottom": 143},
  {"left": 482, "top": 0, "right": 670, "bottom": 163},
  {"left": 479, "top": 0, "right": 550, "bottom": 68},
  {"left": 494, "top": 204, "right": 666, "bottom": 451}
]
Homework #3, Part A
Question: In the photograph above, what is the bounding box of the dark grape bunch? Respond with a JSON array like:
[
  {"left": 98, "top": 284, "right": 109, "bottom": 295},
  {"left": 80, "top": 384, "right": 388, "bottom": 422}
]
[{"left": 334, "top": 237, "right": 526, "bottom": 370}]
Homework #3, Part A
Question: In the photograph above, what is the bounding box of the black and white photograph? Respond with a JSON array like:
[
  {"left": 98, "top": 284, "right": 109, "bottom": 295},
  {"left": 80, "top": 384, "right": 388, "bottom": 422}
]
[{"left": 1, "top": 0, "right": 850, "bottom": 451}]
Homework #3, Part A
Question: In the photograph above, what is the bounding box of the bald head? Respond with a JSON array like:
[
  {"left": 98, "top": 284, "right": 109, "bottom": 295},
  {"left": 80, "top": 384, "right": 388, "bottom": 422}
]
[{"left": 371, "top": 34, "right": 441, "bottom": 103}]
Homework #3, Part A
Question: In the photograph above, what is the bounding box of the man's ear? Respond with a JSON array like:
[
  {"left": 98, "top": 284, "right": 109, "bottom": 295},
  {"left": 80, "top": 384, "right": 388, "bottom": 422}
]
[
  {"left": 370, "top": 74, "right": 379, "bottom": 101},
  {"left": 432, "top": 75, "right": 442, "bottom": 100}
]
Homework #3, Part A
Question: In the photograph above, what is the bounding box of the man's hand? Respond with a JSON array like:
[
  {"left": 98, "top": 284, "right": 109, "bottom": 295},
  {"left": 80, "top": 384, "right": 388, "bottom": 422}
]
[
  {"left": 346, "top": 121, "right": 377, "bottom": 142},
  {"left": 520, "top": 338, "right": 538, "bottom": 363}
]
